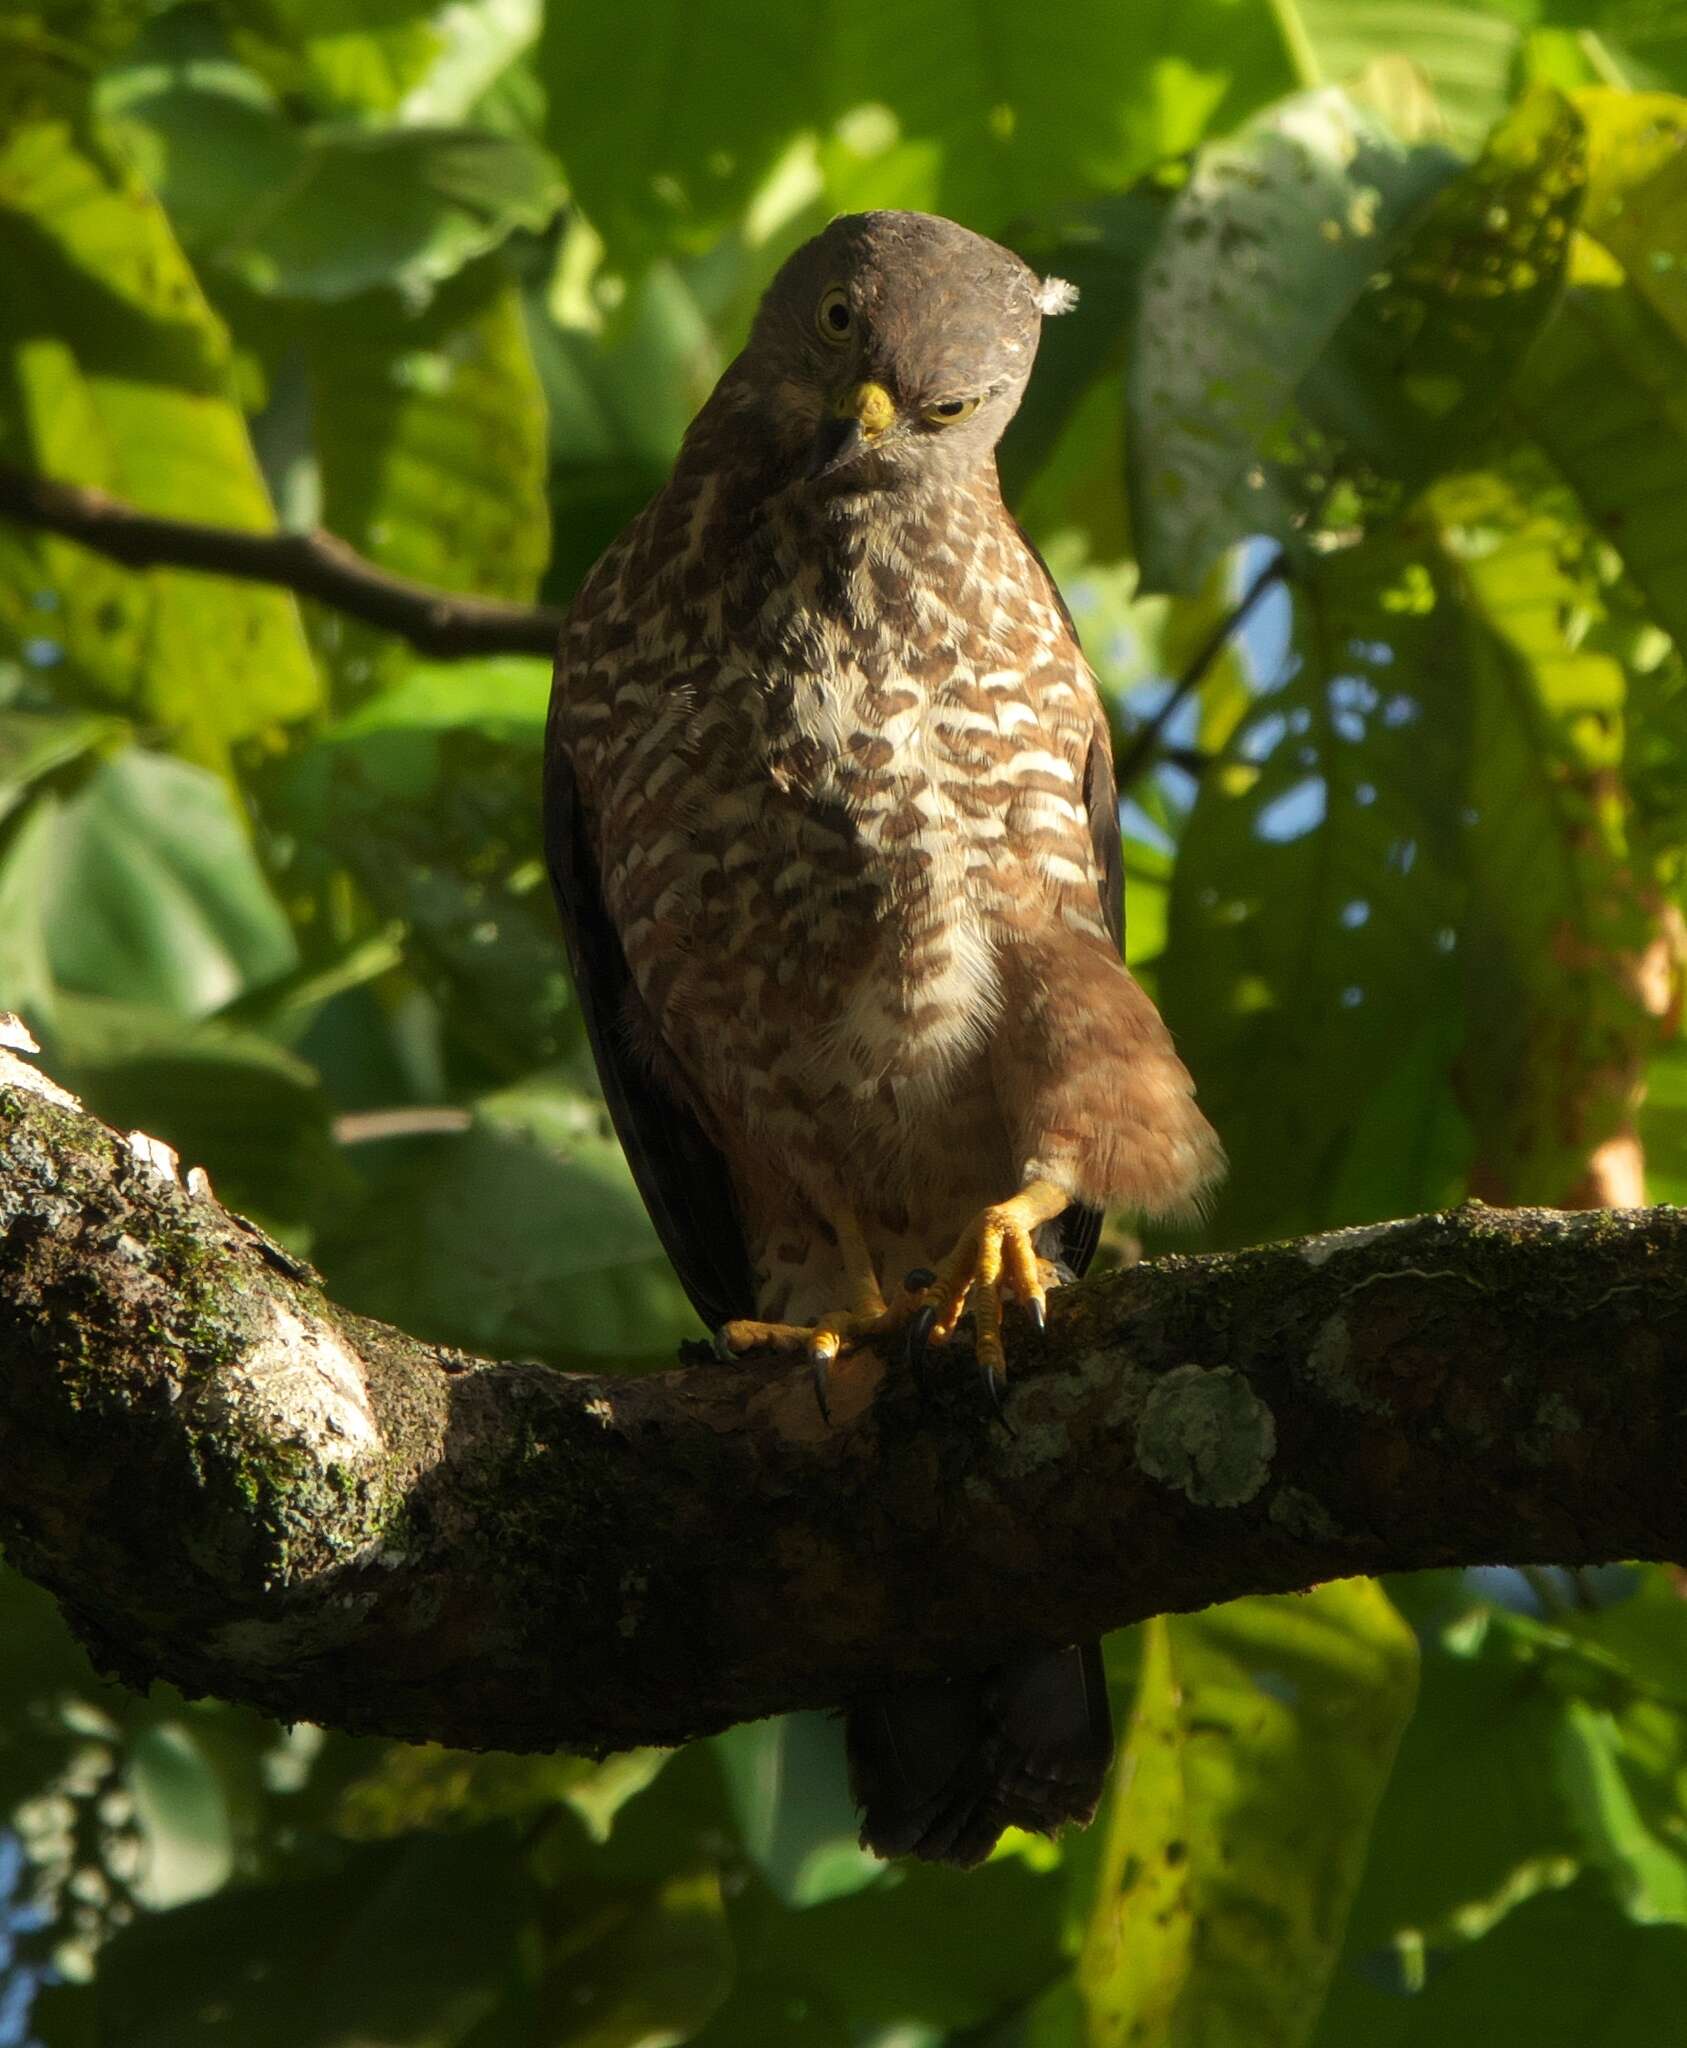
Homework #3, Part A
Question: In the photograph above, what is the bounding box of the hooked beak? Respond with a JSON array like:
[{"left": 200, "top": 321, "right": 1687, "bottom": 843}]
[{"left": 805, "top": 380, "right": 896, "bottom": 481}]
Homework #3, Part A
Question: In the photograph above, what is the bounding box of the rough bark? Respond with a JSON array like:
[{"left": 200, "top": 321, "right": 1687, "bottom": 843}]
[{"left": 2, "top": 1047, "right": 1685, "bottom": 1758}]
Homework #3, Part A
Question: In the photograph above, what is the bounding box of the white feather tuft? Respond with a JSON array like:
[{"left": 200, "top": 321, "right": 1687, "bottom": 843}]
[{"left": 1034, "top": 275, "right": 1079, "bottom": 317}]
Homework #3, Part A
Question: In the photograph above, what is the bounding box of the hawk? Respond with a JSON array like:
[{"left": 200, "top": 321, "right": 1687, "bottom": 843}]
[{"left": 544, "top": 210, "right": 1223, "bottom": 1865}]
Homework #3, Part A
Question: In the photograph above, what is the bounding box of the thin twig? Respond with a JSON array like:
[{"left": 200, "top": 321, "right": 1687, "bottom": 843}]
[
  {"left": 0, "top": 464, "right": 565, "bottom": 660},
  {"left": 332, "top": 1107, "right": 475, "bottom": 1145},
  {"left": 1115, "top": 551, "right": 1289, "bottom": 790}
]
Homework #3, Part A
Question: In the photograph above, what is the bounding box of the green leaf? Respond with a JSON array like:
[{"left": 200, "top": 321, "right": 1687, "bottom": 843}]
[
  {"left": 307, "top": 265, "right": 551, "bottom": 608},
  {"left": 0, "top": 791, "right": 60, "bottom": 1030},
  {"left": 1641, "top": 1037, "right": 1687, "bottom": 1203},
  {"left": 540, "top": 0, "right": 1296, "bottom": 264},
  {"left": 706, "top": 1851, "right": 1068, "bottom": 2040},
  {"left": 102, "top": 12, "right": 558, "bottom": 302},
  {"left": 1127, "top": 88, "right": 1586, "bottom": 592},
  {"left": 333, "top": 1743, "right": 670, "bottom": 1848},
  {"left": 1509, "top": 91, "right": 1687, "bottom": 657},
  {"left": 1305, "top": 89, "right": 1584, "bottom": 507},
  {"left": 41, "top": 750, "right": 295, "bottom": 1021},
  {"left": 0, "top": 706, "right": 117, "bottom": 825},
  {"left": 1538, "top": 1, "right": 1687, "bottom": 97},
  {"left": 225, "top": 127, "right": 562, "bottom": 302},
  {"left": 96, "top": 17, "right": 307, "bottom": 252},
  {"left": 85, "top": 1827, "right": 537, "bottom": 2047},
  {"left": 127, "top": 1723, "right": 235, "bottom": 1912},
  {"left": 1425, "top": 464, "right": 1659, "bottom": 1202},
  {"left": 714, "top": 1715, "right": 884, "bottom": 1909},
  {"left": 529, "top": 1867, "right": 734, "bottom": 2048},
  {"left": 224, "top": 0, "right": 541, "bottom": 122},
  {"left": 1160, "top": 542, "right": 1474, "bottom": 1243},
  {"left": 530, "top": 235, "right": 727, "bottom": 598},
  {"left": 1, "top": 0, "right": 151, "bottom": 70},
  {"left": 1313, "top": 1876, "right": 1687, "bottom": 2046},
  {"left": 1126, "top": 92, "right": 1455, "bottom": 590},
  {"left": 1079, "top": 1582, "right": 1418, "bottom": 2048},
  {"left": 1335, "top": 1606, "right": 1583, "bottom": 1978},
  {"left": 817, "top": 1, "right": 1299, "bottom": 243},
  {"left": 1290, "top": 0, "right": 1526, "bottom": 151},
  {"left": 317, "top": 1073, "right": 700, "bottom": 1363},
  {"left": 1556, "top": 1698, "right": 1687, "bottom": 1925},
  {"left": 0, "top": 64, "right": 321, "bottom": 771},
  {"left": 48, "top": 999, "right": 354, "bottom": 1233},
  {"left": 270, "top": 660, "right": 571, "bottom": 1075}
]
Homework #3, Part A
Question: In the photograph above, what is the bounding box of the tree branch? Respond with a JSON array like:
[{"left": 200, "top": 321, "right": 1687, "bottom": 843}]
[
  {"left": 0, "top": 464, "right": 565, "bottom": 660},
  {"left": 2, "top": 1045, "right": 1684, "bottom": 1756}
]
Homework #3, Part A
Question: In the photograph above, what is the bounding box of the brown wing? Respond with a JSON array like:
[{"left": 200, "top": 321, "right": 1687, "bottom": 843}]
[
  {"left": 1049, "top": 725, "right": 1127, "bottom": 1280},
  {"left": 543, "top": 743, "right": 757, "bottom": 1333},
  {"left": 1083, "top": 714, "right": 1126, "bottom": 958},
  {"left": 1011, "top": 517, "right": 1127, "bottom": 1279}
]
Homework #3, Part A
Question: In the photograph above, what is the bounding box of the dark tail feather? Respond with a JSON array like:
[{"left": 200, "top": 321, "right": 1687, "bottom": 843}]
[{"left": 845, "top": 1642, "right": 1113, "bottom": 1868}]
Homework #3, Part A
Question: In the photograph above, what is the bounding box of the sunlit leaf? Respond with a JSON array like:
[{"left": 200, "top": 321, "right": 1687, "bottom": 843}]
[
  {"left": 1427, "top": 467, "right": 1659, "bottom": 1202},
  {"left": 1291, "top": 0, "right": 1525, "bottom": 150},
  {"left": 1556, "top": 1698, "right": 1687, "bottom": 1924},
  {"left": 307, "top": 264, "right": 551, "bottom": 624},
  {"left": 1126, "top": 91, "right": 1457, "bottom": 590},
  {"left": 334, "top": 1744, "right": 670, "bottom": 1848},
  {"left": 1511, "top": 90, "right": 1687, "bottom": 656},
  {"left": 1128, "top": 88, "right": 1583, "bottom": 591},
  {"left": 1641, "top": 1038, "right": 1687, "bottom": 1202},
  {"left": 0, "top": 65, "right": 321, "bottom": 770},
  {"left": 1079, "top": 1583, "right": 1418, "bottom": 2047},
  {"left": 0, "top": 792, "right": 60, "bottom": 1032},
  {"left": 540, "top": 0, "right": 1296, "bottom": 263},
  {"left": 224, "top": 0, "right": 541, "bottom": 121}
]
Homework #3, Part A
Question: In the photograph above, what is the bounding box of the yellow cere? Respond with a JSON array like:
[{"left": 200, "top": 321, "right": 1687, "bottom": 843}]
[{"left": 837, "top": 380, "right": 897, "bottom": 435}]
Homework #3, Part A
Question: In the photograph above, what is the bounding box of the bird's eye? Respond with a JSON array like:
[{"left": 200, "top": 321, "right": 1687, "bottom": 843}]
[
  {"left": 924, "top": 395, "right": 983, "bottom": 426},
  {"left": 816, "top": 287, "right": 854, "bottom": 343}
]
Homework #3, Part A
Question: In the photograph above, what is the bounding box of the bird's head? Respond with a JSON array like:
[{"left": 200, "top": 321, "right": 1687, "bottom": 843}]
[{"left": 741, "top": 210, "right": 1077, "bottom": 494}]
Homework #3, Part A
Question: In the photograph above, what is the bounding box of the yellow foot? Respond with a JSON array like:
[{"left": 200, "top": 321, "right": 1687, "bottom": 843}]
[
  {"left": 716, "top": 1272, "right": 932, "bottom": 1422},
  {"left": 927, "top": 1180, "right": 1071, "bottom": 1393}
]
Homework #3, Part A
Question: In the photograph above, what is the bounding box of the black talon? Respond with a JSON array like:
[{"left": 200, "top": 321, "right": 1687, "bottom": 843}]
[
  {"left": 903, "top": 1266, "right": 937, "bottom": 1293},
  {"left": 713, "top": 1327, "right": 738, "bottom": 1363},
  {"left": 811, "top": 1353, "right": 833, "bottom": 1426},
  {"left": 1028, "top": 1297, "right": 1046, "bottom": 1331},
  {"left": 979, "top": 1358, "right": 1015, "bottom": 1435},
  {"left": 903, "top": 1303, "right": 938, "bottom": 1387}
]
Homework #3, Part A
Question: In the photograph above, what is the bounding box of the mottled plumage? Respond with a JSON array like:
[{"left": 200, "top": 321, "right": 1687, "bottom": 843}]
[{"left": 545, "top": 210, "right": 1223, "bottom": 1864}]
